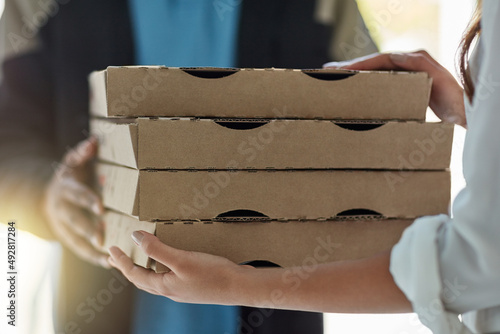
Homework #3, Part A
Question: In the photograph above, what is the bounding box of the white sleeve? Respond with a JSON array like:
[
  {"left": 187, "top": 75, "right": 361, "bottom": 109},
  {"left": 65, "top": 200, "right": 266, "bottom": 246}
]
[{"left": 390, "top": 1, "right": 500, "bottom": 333}]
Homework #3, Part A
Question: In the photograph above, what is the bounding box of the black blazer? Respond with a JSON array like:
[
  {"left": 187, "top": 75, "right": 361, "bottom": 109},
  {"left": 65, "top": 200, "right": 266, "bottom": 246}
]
[{"left": 0, "top": 1, "right": 375, "bottom": 332}]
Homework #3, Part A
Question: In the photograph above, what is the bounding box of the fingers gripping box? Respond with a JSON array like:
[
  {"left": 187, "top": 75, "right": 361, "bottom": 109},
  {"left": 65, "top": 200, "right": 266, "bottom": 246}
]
[{"left": 90, "top": 66, "right": 452, "bottom": 271}]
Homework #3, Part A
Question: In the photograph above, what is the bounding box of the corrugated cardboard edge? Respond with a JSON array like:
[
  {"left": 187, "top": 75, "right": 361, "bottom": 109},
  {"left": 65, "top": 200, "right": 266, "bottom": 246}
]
[
  {"left": 91, "top": 118, "right": 139, "bottom": 169},
  {"left": 136, "top": 118, "right": 453, "bottom": 170},
  {"left": 138, "top": 169, "right": 450, "bottom": 221},
  {"left": 102, "top": 212, "right": 413, "bottom": 273},
  {"left": 92, "top": 117, "right": 453, "bottom": 170},
  {"left": 89, "top": 70, "right": 107, "bottom": 118},
  {"left": 103, "top": 211, "right": 156, "bottom": 268},
  {"left": 94, "top": 67, "right": 431, "bottom": 120},
  {"left": 96, "top": 162, "right": 140, "bottom": 217},
  {"left": 153, "top": 218, "right": 414, "bottom": 273},
  {"left": 97, "top": 162, "right": 450, "bottom": 222}
]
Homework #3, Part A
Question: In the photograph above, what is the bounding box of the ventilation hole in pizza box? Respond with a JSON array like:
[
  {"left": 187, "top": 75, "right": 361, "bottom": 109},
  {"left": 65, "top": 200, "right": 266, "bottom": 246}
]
[
  {"left": 214, "top": 121, "right": 269, "bottom": 130},
  {"left": 336, "top": 209, "right": 383, "bottom": 217},
  {"left": 333, "top": 122, "right": 386, "bottom": 131},
  {"left": 182, "top": 69, "right": 238, "bottom": 79},
  {"left": 240, "top": 260, "right": 282, "bottom": 268},
  {"left": 302, "top": 70, "right": 356, "bottom": 81},
  {"left": 216, "top": 209, "right": 270, "bottom": 219}
]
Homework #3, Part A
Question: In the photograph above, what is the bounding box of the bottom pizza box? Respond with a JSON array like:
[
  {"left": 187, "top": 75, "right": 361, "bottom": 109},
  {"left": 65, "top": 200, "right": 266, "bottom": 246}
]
[{"left": 103, "top": 210, "right": 413, "bottom": 273}]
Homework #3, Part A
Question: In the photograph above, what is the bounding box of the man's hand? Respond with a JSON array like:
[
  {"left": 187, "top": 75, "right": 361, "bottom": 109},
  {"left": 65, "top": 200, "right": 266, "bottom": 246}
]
[
  {"left": 43, "top": 137, "right": 110, "bottom": 268},
  {"left": 325, "top": 50, "right": 467, "bottom": 128},
  {"left": 108, "top": 231, "right": 248, "bottom": 305}
]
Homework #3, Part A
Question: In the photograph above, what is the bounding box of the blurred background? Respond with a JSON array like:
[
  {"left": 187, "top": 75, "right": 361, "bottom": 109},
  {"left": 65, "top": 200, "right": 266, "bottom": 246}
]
[{"left": 0, "top": 0, "right": 476, "bottom": 333}]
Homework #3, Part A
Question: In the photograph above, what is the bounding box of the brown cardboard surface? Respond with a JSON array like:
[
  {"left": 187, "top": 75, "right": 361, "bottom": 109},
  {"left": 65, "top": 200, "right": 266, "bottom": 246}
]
[
  {"left": 96, "top": 162, "right": 450, "bottom": 221},
  {"left": 89, "top": 67, "right": 431, "bottom": 120},
  {"left": 98, "top": 162, "right": 140, "bottom": 216},
  {"left": 103, "top": 210, "right": 413, "bottom": 272},
  {"left": 91, "top": 118, "right": 138, "bottom": 169},
  {"left": 91, "top": 118, "right": 453, "bottom": 170},
  {"left": 103, "top": 211, "right": 155, "bottom": 268}
]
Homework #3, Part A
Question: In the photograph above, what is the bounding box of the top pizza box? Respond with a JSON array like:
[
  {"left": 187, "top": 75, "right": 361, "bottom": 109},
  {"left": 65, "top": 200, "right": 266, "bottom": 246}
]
[{"left": 89, "top": 67, "right": 431, "bottom": 120}]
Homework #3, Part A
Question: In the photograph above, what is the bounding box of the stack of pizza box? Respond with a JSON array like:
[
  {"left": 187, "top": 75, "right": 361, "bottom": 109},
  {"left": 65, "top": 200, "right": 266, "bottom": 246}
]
[{"left": 89, "top": 66, "right": 453, "bottom": 272}]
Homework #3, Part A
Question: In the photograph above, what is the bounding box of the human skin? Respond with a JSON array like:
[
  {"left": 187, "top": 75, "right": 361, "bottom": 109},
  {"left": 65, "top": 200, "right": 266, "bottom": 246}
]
[
  {"left": 108, "top": 50, "right": 465, "bottom": 311},
  {"left": 108, "top": 231, "right": 412, "bottom": 313},
  {"left": 43, "top": 137, "right": 110, "bottom": 268},
  {"left": 325, "top": 50, "right": 467, "bottom": 128}
]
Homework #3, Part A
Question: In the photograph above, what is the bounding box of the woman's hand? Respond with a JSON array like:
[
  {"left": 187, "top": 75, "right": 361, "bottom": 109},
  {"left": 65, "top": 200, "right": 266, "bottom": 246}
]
[
  {"left": 108, "top": 231, "right": 412, "bottom": 313},
  {"left": 325, "top": 50, "right": 467, "bottom": 128},
  {"left": 108, "top": 231, "right": 249, "bottom": 305},
  {"left": 43, "top": 137, "right": 110, "bottom": 268}
]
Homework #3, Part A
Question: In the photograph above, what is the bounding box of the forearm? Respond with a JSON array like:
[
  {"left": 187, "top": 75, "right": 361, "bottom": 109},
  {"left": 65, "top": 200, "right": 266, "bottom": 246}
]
[
  {"left": 234, "top": 251, "right": 412, "bottom": 314},
  {"left": 109, "top": 232, "right": 413, "bottom": 313}
]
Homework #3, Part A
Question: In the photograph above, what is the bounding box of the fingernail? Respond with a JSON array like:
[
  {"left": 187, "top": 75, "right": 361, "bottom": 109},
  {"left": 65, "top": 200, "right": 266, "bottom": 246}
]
[
  {"left": 390, "top": 53, "right": 408, "bottom": 63},
  {"left": 323, "top": 61, "right": 350, "bottom": 68},
  {"left": 131, "top": 231, "right": 144, "bottom": 246},
  {"left": 323, "top": 61, "right": 340, "bottom": 68}
]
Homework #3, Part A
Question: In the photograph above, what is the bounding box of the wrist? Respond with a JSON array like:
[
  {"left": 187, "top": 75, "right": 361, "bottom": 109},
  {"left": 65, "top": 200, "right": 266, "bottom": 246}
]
[
  {"left": 228, "top": 265, "right": 254, "bottom": 306},
  {"left": 229, "top": 265, "right": 284, "bottom": 309}
]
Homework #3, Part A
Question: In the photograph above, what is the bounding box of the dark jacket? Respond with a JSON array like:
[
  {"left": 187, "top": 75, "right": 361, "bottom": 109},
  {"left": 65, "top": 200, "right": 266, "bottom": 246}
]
[{"left": 0, "top": 1, "right": 376, "bottom": 332}]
